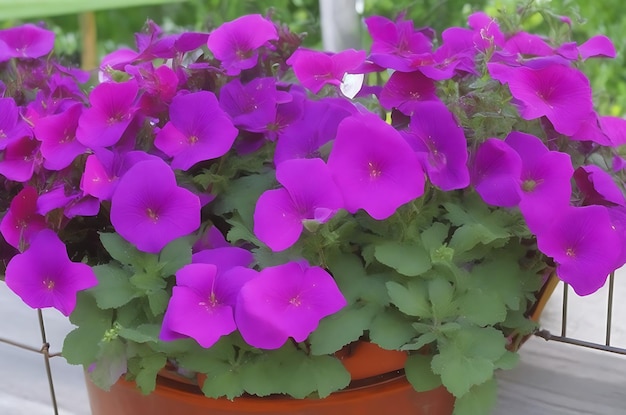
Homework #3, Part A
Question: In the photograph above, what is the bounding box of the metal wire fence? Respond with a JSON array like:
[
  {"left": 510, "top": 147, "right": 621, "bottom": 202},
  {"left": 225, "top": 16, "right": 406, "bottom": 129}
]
[{"left": 0, "top": 272, "right": 624, "bottom": 415}]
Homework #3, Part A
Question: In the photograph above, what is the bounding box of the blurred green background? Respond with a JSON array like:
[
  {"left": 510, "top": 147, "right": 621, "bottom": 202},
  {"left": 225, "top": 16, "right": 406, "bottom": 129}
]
[{"left": 0, "top": 0, "right": 624, "bottom": 115}]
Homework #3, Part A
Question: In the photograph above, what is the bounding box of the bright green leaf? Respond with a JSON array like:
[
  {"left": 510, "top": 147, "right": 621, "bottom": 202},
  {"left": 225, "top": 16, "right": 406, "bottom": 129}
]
[
  {"left": 134, "top": 353, "right": 167, "bottom": 395},
  {"left": 453, "top": 378, "right": 498, "bottom": 415},
  {"left": 99, "top": 232, "right": 142, "bottom": 267},
  {"left": 494, "top": 351, "right": 520, "bottom": 370},
  {"left": 420, "top": 222, "right": 450, "bottom": 252},
  {"left": 401, "top": 331, "right": 438, "bottom": 351},
  {"left": 428, "top": 278, "right": 456, "bottom": 320},
  {"left": 90, "top": 264, "right": 140, "bottom": 309},
  {"left": 327, "top": 253, "right": 390, "bottom": 305},
  {"left": 309, "top": 304, "right": 377, "bottom": 355},
  {"left": 118, "top": 324, "right": 161, "bottom": 344},
  {"left": 147, "top": 289, "right": 170, "bottom": 317},
  {"left": 374, "top": 242, "right": 431, "bottom": 277},
  {"left": 405, "top": 354, "right": 442, "bottom": 392},
  {"left": 159, "top": 237, "right": 193, "bottom": 276},
  {"left": 89, "top": 339, "right": 127, "bottom": 391},
  {"left": 201, "top": 364, "right": 245, "bottom": 400},
  {"left": 431, "top": 346, "right": 494, "bottom": 398},
  {"left": 130, "top": 271, "right": 167, "bottom": 292},
  {"left": 386, "top": 280, "right": 431, "bottom": 318},
  {"left": 458, "top": 289, "right": 507, "bottom": 326},
  {"left": 368, "top": 308, "right": 415, "bottom": 350}
]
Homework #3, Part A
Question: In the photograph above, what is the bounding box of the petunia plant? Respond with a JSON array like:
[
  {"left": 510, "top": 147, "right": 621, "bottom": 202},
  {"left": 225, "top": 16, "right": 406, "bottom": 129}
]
[{"left": 1, "top": 4, "right": 625, "bottom": 415}]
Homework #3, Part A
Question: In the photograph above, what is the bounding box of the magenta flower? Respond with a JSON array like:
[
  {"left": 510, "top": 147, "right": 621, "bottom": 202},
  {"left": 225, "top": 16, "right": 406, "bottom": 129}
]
[
  {"left": 505, "top": 132, "right": 573, "bottom": 233},
  {"left": 536, "top": 205, "right": 621, "bottom": 296},
  {"left": 34, "top": 102, "right": 86, "bottom": 170},
  {"left": 110, "top": 159, "right": 201, "bottom": 253},
  {"left": 0, "top": 97, "right": 32, "bottom": 150},
  {"left": 364, "top": 15, "right": 432, "bottom": 72},
  {"left": 0, "top": 24, "right": 55, "bottom": 61},
  {"left": 578, "top": 35, "right": 616, "bottom": 60},
  {"left": 0, "top": 136, "right": 40, "bottom": 182},
  {"left": 35, "top": 185, "right": 100, "bottom": 219},
  {"left": 154, "top": 91, "right": 238, "bottom": 170},
  {"left": 207, "top": 14, "right": 278, "bottom": 76},
  {"left": 0, "top": 186, "right": 47, "bottom": 249},
  {"left": 192, "top": 246, "right": 254, "bottom": 271},
  {"left": 254, "top": 158, "right": 343, "bottom": 252},
  {"left": 467, "top": 12, "right": 505, "bottom": 51},
  {"left": 80, "top": 149, "right": 159, "bottom": 201},
  {"left": 287, "top": 48, "right": 366, "bottom": 94},
  {"left": 160, "top": 264, "right": 257, "bottom": 348},
  {"left": 574, "top": 165, "right": 626, "bottom": 207},
  {"left": 4, "top": 229, "right": 97, "bottom": 316},
  {"left": 76, "top": 80, "right": 138, "bottom": 148},
  {"left": 328, "top": 113, "right": 425, "bottom": 220},
  {"left": 235, "top": 262, "right": 346, "bottom": 349},
  {"left": 488, "top": 62, "right": 593, "bottom": 136},
  {"left": 379, "top": 70, "right": 438, "bottom": 114},
  {"left": 404, "top": 101, "right": 470, "bottom": 191},
  {"left": 471, "top": 138, "right": 522, "bottom": 207}
]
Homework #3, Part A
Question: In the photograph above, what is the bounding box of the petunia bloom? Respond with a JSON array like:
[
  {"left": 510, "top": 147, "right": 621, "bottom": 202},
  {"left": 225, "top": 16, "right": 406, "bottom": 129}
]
[
  {"left": 235, "top": 261, "right": 346, "bottom": 349},
  {"left": 379, "top": 70, "right": 438, "bottom": 114},
  {"left": 471, "top": 138, "right": 522, "bottom": 207},
  {"left": 154, "top": 91, "right": 238, "bottom": 170},
  {"left": 207, "top": 14, "right": 278, "bottom": 76},
  {"left": 327, "top": 113, "right": 425, "bottom": 220},
  {"left": 404, "top": 101, "right": 470, "bottom": 190},
  {"left": 0, "top": 186, "right": 47, "bottom": 249},
  {"left": 34, "top": 102, "right": 86, "bottom": 170},
  {"left": 110, "top": 159, "right": 201, "bottom": 253},
  {"left": 160, "top": 264, "right": 257, "bottom": 348},
  {"left": 536, "top": 205, "right": 621, "bottom": 296},
  {"left": 4, "top": 229, "right": 98, "bottom": 316},
  {"left": 76, "top": 80, "right": 138, "bottom": 148},
  {"left": 0, "top": 24, "right": 55, "bottom": 61},
  {"left": 0, "top": 136, "right": 40, "bottom": 182},
  {"left": 0, "top": 97, "right": 32, "bottom": 150},
  {"left": 254, "top": 157, "right": 343, "bottom": 252},
  {"left": 287, "top": 48, "right": 366, "bottom": 94},
  {"left": 574, "top": 165, "right": 626, "bottom": 207}
]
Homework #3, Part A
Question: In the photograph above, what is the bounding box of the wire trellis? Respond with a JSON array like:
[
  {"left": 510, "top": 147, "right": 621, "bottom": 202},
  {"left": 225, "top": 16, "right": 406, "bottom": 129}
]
[{"left": 1, "top": 273, "right": 624, "bottom": 415}]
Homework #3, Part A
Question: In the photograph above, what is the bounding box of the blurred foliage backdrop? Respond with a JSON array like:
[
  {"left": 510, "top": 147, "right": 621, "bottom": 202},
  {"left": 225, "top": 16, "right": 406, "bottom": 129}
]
[{"left": 0, "top": 0, "right": 624, "bottom": 114}]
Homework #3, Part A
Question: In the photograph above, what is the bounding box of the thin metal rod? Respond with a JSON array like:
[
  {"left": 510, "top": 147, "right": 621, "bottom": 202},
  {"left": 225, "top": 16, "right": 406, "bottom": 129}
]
[
  {"left": 535, "top": 329, "right": 626, "bottom": 356},
  {"left": 561, "top": 283, "right": 568, "bottom": 337},
  {"left": 606, "top": 272, "right": 615, "bottom": 346},
  {"left": 37, "top": 310, "right": 59, "bottom": 415},
  {"left": 0, "top": 336, "right": 62, "bottom": 357}
]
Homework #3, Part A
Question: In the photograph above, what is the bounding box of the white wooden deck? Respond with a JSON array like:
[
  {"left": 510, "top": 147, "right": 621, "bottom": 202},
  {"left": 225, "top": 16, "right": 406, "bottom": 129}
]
[{"left": 1, "top": 271, "right": 625, "bottom": 415}]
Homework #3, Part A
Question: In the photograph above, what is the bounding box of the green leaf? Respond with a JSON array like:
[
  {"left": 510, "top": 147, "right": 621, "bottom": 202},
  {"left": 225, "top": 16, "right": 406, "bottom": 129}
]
[
  {"left": 405, "top": 354, "right": 442, "bottom": 392},
  {"left": 374, "top": 242, "right": 431, "bottom": 277},
  {"left": 458, "top": 289, "right": 507, "bottom": 326},
  {"left": 89, "top": 339, "right": 128, "bottom": 391},
  {"left": 147, "top": 289, "right": 170, "bottom": 317},
  {"left": 212, "top": 172, "right": 276, "bottom": 223},
  {"left": 386, "top": 280, "right": 431, "bottom": 318},
  {"left": 300, "top": 354, "right": 350, "bottom": 398},
  {"left": 130, "top": 271, "right": 167, "bottom": 292},
  {"left": 309, "top": 304, "right": 377, "bottom": 355},
  {"left": 368, "top": 308, "right": 416, "bottom": 350},
  {"left": 453, "top": 378, "right": 498, "bottom": 415},
  {"left": 159, "top": 237, "right": 193, "bottom": 276},
  {"left": 90, "top": 264, "right": 140, "bottom": 309},
  {"left": 226, "top": 215, "right": 263, "bottom": 246},
  {"left": 420, "top": 222, "right": 450, "bottom": 252},
  {"left": 134, "top": 353, "right": 167, "bottom": 395},
  {"left": 428, "top": 278, "right": 456, "bottom": 320},
  {"left": 326, "top": 253, "right": 390, "bottom": 305},
  {"left": 99, "top": 232, "right": 142, "bottom": 267},
  {"left": 431, "top": 346, "right": 494, "bottom": 398},
  {"left": 494, "top": 351, "right": 520, "bottom": 370},
  {"left": 201, "top": 363, "right": 245, "bottom": 400},
  {"left": 402, "top": 331, "right": 439, "bottom": 351},
  {"left": 118, "top": 324, "right": 161, "bottom": 344}
]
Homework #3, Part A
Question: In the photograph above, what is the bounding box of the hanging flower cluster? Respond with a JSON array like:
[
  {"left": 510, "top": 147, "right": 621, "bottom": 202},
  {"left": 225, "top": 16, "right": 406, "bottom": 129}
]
[{"left": 0, "top": 7, "right": 625, "bottom": 410}]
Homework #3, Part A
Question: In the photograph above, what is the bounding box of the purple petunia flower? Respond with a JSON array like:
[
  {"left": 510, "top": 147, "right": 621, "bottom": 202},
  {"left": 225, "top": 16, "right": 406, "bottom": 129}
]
[
  {"left": 160, "top": 264, "right": 257, "bottom": 348},
  {"left": 578, "top": 35, "right": 616, "bottom": 60},
  {"left": 0, "top": 97, "right": 32, "bottom": 150},
  {"left": 254, "top": 157, "right": 343, "bottom": 252},
  {"left": 467, "top": 11, "right": 505, "bottom": 51},
  {"left": 287, "top": 48, "right": 366, "bottom": 94},
  {"left": 403, "top": 101, "right": 470, "bottom": 191},
  {"left": 0, "top": 136, "right": 40, "bottom": 182},
  {"left": 34, "top": 102, "right": 86, "bottom": 170},
  {"left": 76, "top": 80, "right": 138, "bottom": 148},
  {"left": 488, "top": 62, "right": 594, "bottom": 136},
  {"left": 505, "top": 131, "right": 573, "bottom": 234},
  {"left": 36, "top": 184, "right": 100, "bottom": 219},
  {"left": 536, "top": 205, "right": 621, "bottom": 296},
  {"left": 154, "top": 91, "right": 238, "bottom": 170},
  {"left": 379, "top": 70, "right": 439, "bottom": 114},
  {"left": 110, "top": 159, "right": 201, "bottom": 253},
  {"left": 235, "top": 261, "right": 346, "bottom": 349},
  {"left": 207, "top": 14, "right": 278, "bottom": 76},
  {"left": 328, "top": 113, "right": 425, "bottom": 219},
  {"left": 574, "top": 165, "right": 626, "bottom": 207},
  {"left": 0, "top": 24, "right": 55, "bottom": 62},
  {"left": 0, "top": 186, "right": 47, "bottom": 250},
  {"left": 364, "top": 15, "right": 433, "bottom": 72},
  {"left": 471, "top": 138, "right": 522, "bottom": 207},
  {"left": 4, "top": 229, "right": 97, "bottom": 316}
]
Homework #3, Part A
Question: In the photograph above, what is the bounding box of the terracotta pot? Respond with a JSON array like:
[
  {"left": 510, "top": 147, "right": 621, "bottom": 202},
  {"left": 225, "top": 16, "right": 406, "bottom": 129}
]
[{"left": 86, "top": 342, "right": 454, "bottom": 415}]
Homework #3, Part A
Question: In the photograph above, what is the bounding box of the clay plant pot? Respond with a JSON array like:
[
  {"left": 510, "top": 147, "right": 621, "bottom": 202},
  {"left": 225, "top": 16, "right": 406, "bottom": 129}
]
[{"left": 86, "top": 342, "right": 455, "bottom": 415}]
